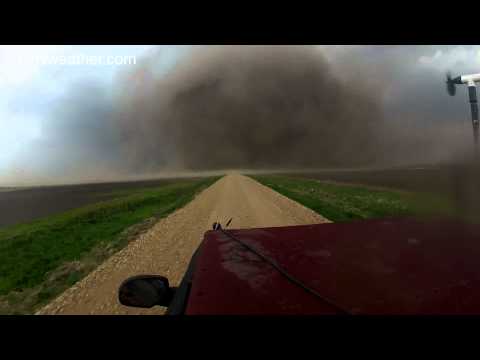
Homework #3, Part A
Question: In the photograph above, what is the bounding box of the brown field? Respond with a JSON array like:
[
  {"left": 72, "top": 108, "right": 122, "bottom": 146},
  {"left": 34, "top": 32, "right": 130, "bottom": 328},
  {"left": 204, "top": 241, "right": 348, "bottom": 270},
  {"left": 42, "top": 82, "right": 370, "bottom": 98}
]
[
  {"left": 0, "top": 178, "right": 204, "bottom": 228},
  {"left": 1, "top": 166, "right": 460, "bottom": 229},
  {"left": 278, "top": 167, "right": 456, "bottom": 194}
]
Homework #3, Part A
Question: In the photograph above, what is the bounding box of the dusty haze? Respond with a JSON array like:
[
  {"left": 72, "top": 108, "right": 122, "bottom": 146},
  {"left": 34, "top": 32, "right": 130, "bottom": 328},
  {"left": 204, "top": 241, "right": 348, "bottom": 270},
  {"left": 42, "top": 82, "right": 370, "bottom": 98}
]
[
  {"left": 115, "top": 46, "right": 384, "bottom": 171},
  {"left": 3, "top": 45, "right": 479, "bottom": 186}
]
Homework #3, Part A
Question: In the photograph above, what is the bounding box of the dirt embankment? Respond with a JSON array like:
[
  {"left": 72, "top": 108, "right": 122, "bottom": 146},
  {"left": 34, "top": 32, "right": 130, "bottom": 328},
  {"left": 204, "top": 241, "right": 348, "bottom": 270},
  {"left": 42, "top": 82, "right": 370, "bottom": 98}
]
[{"left": 37, "top": 174, "right": 329, "bottom": 315}]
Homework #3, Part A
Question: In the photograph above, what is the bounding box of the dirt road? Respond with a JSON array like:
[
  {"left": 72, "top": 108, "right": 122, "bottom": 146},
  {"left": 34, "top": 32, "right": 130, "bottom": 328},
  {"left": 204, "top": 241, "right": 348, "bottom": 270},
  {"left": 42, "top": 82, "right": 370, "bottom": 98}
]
[{"left": 37, "top": 174, "right": 329, "bottom": 315}]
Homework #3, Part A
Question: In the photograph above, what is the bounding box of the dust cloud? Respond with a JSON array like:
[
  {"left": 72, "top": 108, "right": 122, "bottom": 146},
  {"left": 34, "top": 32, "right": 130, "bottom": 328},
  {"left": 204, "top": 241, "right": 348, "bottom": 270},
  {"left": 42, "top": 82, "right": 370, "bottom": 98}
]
[
  {"left": 5, "top": 45, "right": 480, "bottom": 198},
  {"left": 114, "top": 45, "right": 384, "bottom": 172}
]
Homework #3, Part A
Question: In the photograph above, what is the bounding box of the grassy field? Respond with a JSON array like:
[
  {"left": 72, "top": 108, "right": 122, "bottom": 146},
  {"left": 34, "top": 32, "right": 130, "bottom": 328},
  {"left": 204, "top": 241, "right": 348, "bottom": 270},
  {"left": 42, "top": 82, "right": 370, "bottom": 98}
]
[
  {"left": 0, "top": 176, "right": 219, "bottom": 315},
  {"left": 251, "top": 175, "right": 456, "bottom": 222}
]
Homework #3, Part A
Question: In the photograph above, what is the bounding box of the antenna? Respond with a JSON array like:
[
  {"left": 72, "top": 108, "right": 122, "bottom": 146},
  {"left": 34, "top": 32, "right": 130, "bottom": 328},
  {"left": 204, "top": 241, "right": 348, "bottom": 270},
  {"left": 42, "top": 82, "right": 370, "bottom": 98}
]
[{"left": 446, "top": 71, "right": 480, "bottom": 155}]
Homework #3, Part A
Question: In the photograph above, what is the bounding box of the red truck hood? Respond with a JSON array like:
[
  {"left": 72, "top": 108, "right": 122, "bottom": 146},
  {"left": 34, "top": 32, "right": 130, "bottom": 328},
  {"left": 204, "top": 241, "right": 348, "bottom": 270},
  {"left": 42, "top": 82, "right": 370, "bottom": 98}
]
[{"left": 185, "top": 218, "right": 480, "bottom": 315}]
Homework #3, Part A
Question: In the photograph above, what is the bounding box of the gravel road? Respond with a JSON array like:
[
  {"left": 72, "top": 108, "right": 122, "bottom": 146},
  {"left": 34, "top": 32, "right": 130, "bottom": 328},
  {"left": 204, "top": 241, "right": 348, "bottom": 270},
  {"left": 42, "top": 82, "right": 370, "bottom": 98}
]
[{"left": 37, "top": 174, "right": 329, "bottom": 315}]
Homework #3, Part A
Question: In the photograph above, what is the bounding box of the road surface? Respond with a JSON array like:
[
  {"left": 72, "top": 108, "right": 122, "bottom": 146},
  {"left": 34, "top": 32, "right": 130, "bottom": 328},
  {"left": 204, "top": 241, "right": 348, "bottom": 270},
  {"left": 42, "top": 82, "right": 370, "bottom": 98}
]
[{"left": 37, "top": 174, "right": 329, "bottom": 315}]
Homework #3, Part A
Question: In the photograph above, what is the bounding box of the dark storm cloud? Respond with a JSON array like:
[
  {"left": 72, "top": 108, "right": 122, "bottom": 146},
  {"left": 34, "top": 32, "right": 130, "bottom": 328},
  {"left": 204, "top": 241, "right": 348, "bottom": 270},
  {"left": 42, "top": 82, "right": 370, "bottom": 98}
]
[
  {"left": 8, "top": 45, "right": 480, "bottom": 185},
  {"left": 124, "top": 45, "right": 478, "bottom": 170},
  {"left": 116, "top": 45, "right": 384, "bottom": 171},
  {"left": 324, "top": 45, "right": 480, "bottom": 165}
]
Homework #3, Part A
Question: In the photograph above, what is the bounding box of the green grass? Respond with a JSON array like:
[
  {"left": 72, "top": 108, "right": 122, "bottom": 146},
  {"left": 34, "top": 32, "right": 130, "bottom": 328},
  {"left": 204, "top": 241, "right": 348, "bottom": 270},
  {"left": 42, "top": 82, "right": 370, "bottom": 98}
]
[
  {"left": 0, "top": 176, "right": 220, "bottom": 314},
  {"left": 251, "top": 175, "right": 456, "bottom": 222}
]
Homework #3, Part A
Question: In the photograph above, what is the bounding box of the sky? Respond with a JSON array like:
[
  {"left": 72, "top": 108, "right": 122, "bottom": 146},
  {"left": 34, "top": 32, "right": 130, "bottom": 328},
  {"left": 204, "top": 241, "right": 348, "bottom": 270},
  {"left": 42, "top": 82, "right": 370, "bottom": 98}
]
[
  {"left": 1, "top": 45, "right": 480, "bottom": 186},
  {"left": 0, "top": 45, "right": 190, "bottom": 176}
]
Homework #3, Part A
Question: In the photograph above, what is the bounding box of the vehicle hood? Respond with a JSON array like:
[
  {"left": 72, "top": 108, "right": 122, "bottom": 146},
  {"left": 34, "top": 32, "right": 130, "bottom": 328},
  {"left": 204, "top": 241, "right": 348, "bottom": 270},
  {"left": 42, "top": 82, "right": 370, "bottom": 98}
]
[{"left": 186, "top": 218, "right": 480, "bottom": 315}]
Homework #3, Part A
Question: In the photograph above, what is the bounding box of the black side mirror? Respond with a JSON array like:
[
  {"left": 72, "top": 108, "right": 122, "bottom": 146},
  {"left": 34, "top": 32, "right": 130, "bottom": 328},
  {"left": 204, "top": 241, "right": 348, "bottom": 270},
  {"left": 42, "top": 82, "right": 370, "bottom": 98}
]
[{"left": 118, "top": 275, "right": 173, "bottom": 308}]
